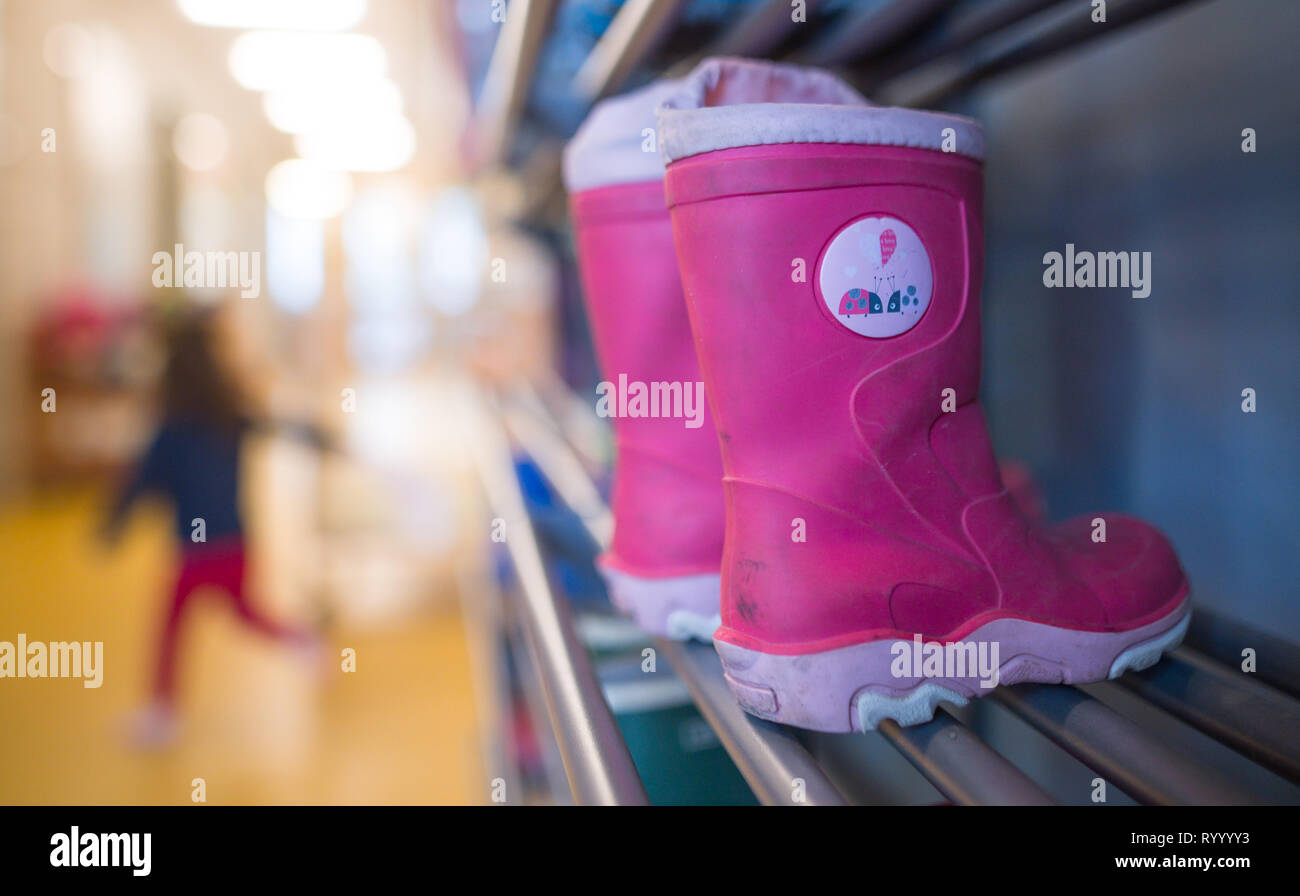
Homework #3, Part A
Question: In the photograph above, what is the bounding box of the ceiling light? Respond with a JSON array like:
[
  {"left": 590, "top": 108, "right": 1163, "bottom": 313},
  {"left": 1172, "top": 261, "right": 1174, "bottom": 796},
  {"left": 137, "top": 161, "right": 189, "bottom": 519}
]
[
  {"left": 228, "top": 31, "right": 386, "bottom": 92},
  {"left": 177, "top": 0, "right": 366, "bottom": 31},
  {"left": 262, "top": 78, "right": 402, "bottom": 135},
  {"left": 294, "top": 115, "right": 416, "bottom": 173}
]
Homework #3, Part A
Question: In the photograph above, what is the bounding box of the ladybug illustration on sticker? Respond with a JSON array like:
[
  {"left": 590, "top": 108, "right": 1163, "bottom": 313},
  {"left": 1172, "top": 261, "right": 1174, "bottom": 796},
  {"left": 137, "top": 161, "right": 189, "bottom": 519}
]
[{"left": 818, "top": 216, "right": 932, "bottom": 338}]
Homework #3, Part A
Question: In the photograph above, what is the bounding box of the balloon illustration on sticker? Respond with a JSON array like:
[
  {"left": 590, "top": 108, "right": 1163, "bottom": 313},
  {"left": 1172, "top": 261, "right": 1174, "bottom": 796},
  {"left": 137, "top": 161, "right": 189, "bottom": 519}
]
[
  {"left": 880, "top": 229, "right": 897, "bottom": 266},
  {"left": 819, "top": 216, "right": 933, "bottom": 339}
]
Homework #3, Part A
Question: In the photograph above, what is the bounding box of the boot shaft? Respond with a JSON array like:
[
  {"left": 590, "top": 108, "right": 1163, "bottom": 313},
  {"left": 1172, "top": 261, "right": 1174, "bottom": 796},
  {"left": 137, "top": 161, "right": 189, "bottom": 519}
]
[
  {"left": 655, "top": 59, "right": 1012, "bottom": 647},
  {"left": 570, "top": 181, "right": 724, "bottom": 576},
  {"left": 666, "top": 144, "right": 997, "bottom": 557},
  {"left": 565, "top": 83, "right": 724, "bottom": 579}
]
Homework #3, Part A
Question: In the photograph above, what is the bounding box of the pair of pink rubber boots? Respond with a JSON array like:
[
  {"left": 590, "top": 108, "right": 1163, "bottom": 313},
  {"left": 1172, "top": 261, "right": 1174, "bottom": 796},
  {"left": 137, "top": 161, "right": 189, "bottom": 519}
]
[{"left": 564, "top": 59, "right": 1190, "bottom": 732}]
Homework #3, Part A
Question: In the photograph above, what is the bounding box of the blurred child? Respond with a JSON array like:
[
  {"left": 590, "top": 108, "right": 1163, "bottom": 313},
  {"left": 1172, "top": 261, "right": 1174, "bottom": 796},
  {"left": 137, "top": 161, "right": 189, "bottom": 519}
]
[{"left": 102, "top": 307, "right": 327, "bottom": 747}]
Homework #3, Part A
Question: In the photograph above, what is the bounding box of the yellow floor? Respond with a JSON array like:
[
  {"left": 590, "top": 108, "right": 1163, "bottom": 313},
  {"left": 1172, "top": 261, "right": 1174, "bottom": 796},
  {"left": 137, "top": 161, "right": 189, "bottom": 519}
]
[{"left": 0, "top": 487, "right": 483, "bottom": 805}]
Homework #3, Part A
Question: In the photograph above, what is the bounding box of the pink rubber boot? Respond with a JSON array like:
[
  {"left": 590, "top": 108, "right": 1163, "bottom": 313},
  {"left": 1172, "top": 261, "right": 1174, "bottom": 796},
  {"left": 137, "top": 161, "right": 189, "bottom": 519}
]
[
  {"left": 564, "top": 82, "right": 724, "bottom": 640},
  {"left": 658, "top": 59, "right": 1190, "bottom": 730}
]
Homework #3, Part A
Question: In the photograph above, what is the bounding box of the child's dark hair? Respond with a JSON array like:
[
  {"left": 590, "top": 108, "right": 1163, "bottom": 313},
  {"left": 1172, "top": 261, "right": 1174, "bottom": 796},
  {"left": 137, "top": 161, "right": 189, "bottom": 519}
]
[{"left": 159, "top": 307, "right": 247, "bottom": 435}]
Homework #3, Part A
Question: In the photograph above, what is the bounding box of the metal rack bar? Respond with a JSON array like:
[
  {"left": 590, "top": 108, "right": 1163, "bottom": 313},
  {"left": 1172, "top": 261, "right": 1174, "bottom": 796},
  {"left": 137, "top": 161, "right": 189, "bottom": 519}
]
[
  {"left": 877, "top": 708, "right": 1056, "bottom": 805},
  {"left": 475, "top": 0, "right": 558, "bottom": 165},
  {"left": 531, "top": 372, "right": 610, "bottom": 469},
  {"left": 1117, "top": 646, "right": 1300, "bottom": 785},
  {"left": 454, "top": 560, "right": 528, "bottom": 804},
  {"left": 794, "top": 0, "right": 962, "bottom": 67},
  {"left": 1187, "top": 608, "right": 1300, "bottom": 700},
  {"left": 896, "top": 0, "right": 1208, "bottom": 105},
  {"left": 572, "top": 0, "right": 689, "bottom": 103},
  {"left": 861, "top": 0, "right": 1066, "bottom": 86},
  {"left": 504, "top": 613, "right": 577, "bottom": 803},
  {"left": 472, "top": 389, "right": 648, "bottom": 805},
  {"left": 677, "top": 0, "right": 809, "bottom": 71},
  {"left": 655, "top": 640, "right": 848, "bottom": 806},
  {"left": 993, "top": 684, "right": 1256, "bottom": 805},
  {"left": 502, "top": 402, "right": 613, "bottom": 547}
]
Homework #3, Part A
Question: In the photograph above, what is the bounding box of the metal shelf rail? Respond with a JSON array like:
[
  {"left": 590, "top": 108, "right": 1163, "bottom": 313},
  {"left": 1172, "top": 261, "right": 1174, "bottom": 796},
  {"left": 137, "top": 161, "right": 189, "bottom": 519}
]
[
  {"left": 1117, "top": 648, "right": 1300, "bottom": 785},
  {"left": 874, "top": 0, "right": 1213, "bottom": 106},
  {"left": 473, "top": 0, "right": 557, "bottom": 166},
  {"left": 472, "top": 0, "right": 1211, "bottom": 204},
  {"left": 572, "top": 0, "right": 690, "bottom": 102},
  {"left": 876, "top": 710, "right": 1056, "bottom": 806},
  {"left": 497, "top": 382, "right": 1300, "bottom": 806},
  {"left": 472, "top": 387, "right": 649, "bottom": 805},
  {"left": 792, "top": 0, "right": 963, "bottom": 67},
  {"left": 655, "top": 639, "right": 849, "bottom": 805},
  {"left": 991, "top": 683, "right": 1255, "bottom": 804},
  {"left": 853, "top": 0, "right": 1067, "bottom": 87},
  {"left": 1186, "top": 607, "right": 1300, "bottom": 701},
  {"left": 670, "top": 0, "right": 816, "bottom": 74}
]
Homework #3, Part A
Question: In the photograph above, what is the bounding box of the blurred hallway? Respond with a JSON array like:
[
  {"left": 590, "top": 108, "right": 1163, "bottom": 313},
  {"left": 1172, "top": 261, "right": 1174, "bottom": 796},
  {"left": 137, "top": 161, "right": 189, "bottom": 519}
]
[
  {"left": 0, "top": 483, "right": 481, "bottom": 805},
  {"left": 0, "top": 1, "right": 524, "bottom": 804}
]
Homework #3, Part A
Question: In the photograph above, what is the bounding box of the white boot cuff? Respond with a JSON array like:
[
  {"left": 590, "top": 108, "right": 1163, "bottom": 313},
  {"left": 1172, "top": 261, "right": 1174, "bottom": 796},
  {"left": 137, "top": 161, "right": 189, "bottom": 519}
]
[
  {"left": 656, "top": 57, "right": 985, "bottom": 164},
  {"left": 563, "top": 79, "right": 681, "bottom": 192}
]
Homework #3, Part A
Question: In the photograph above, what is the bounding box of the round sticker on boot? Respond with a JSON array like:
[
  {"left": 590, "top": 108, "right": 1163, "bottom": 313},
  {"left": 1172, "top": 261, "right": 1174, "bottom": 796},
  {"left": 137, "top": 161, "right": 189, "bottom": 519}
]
[{"left": 817, "top": 216, "right": 933, "bottom": 338}]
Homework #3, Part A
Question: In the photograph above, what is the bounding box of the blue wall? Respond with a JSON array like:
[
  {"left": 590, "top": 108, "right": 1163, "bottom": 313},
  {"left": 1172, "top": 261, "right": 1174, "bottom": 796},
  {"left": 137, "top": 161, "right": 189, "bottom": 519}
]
[{"left": 971, "top": 0, "right": 1298, "bottom": 637}]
